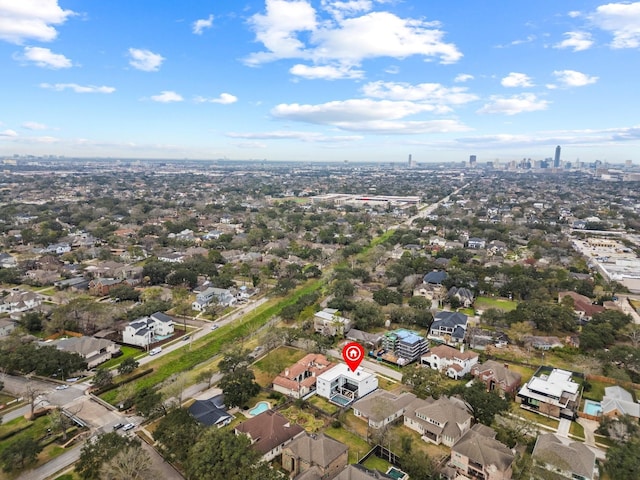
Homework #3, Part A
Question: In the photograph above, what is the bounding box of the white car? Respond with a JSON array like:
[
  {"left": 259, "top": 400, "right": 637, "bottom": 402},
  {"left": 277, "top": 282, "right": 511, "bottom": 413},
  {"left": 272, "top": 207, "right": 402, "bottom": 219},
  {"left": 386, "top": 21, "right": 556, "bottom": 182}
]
[
  {"left": 122, "top": 423, "right": 135, "bottom": 431},
  {"left": 55, "top": 385, "right": 69, "bottom": 390},
  {"left": 211, "top": 324, "right": 219, "bottom": 330}
]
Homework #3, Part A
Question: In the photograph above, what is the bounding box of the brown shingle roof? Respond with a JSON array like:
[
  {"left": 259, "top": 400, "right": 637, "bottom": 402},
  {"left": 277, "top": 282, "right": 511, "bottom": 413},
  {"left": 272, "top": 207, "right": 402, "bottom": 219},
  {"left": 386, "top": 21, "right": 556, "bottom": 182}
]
[
  {"left": 285, "top": 433, "right": 348, "bottom": 468},
  {"left": 453, "top": 424, "right": 514, "bottom": 473},
  {"left": 235, "top": 410, "right": 304, "bottom": 456}
]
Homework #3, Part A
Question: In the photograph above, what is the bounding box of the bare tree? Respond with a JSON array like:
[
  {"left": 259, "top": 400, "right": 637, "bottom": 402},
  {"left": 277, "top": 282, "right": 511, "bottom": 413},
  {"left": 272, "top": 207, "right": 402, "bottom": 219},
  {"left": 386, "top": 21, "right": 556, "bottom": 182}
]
[
  {"left": 23, "top": 382, "right": 46, "bottom": 420},
  {"left": 101, "top": 445, "right": 155, "bottom": 480},
  {"left": 622, "top": 323, "right": 640, "bottom": 348}
]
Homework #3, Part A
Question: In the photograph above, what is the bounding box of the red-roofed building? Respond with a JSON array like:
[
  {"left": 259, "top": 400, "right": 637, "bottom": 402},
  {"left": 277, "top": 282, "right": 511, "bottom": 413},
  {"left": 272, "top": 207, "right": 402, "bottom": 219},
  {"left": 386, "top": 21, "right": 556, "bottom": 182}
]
[
  {"left": 558, "top": 291, "right": 604, "bottom": 320},
  {"left": 272, "top": 353, "right": 335, "bottom": 399}
]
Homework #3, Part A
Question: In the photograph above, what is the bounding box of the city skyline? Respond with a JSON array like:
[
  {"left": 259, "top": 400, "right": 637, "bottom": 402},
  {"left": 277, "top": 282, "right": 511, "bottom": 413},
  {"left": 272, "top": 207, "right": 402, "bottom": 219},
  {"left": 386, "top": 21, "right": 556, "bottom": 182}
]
[{"left": 1, "top": 1, "right": 640, "bottom": 162}]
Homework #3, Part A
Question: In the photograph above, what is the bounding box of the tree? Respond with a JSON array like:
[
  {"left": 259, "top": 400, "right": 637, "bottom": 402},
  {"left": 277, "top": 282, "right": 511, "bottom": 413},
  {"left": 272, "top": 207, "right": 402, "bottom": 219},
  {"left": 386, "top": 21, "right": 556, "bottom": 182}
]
[
  {"left": 76, "top": 432, "right": 142, "bottom": 480},
  {"left": 604, "top": 438, "right": 640, "bottom": 479},
  {"left": 196, "top": 369, "right": 217, "bottom": 389},
  {"left": 118, "top": 357, "right": 139, "bottom": 375},
  {"left": 23, "top": 382, "right": 46, "bottom": 420},
  {"left": 402, "top": 365, "right": 444, "bottom": 399},
  {"left": 218, "top": 348, "right": 250, "bottom": 374},
  {"left": 219, "top": 366, "right": 260, "bottom": 408},
  {"left": 101, "top": 444, "right": 155, "bottom": 480},
  {"left": 108, "top": 284, "right": 140, "bottom": 302},
  {"left": 373, "top": 288, "right": 403, "bottom": 306},
  {"left": 0, "top": 437, "right": 42, "bottom": 472},
  {"left": 92, "top": 368, "right": 113, "bottom": 390},
  {"left": 19, "top": 311, "right": 45, "bottom": 333},
  {"left": 623, "top": 323, "right": 640, "bottom": 348},
  {"left": 134, "top": 386, "right": 166, "bottom": 418},
  {"left": 186, "top": 428, "right": 280, "bottom": 480},
  {"left": 154, "top": 408, "right": 203, "bottom": 463},
  {"left": 450, "top": 382, "right": 510, "bottom": 426},
  {"left": 352, "top": 301, "right": 384, "bottom": 330}
]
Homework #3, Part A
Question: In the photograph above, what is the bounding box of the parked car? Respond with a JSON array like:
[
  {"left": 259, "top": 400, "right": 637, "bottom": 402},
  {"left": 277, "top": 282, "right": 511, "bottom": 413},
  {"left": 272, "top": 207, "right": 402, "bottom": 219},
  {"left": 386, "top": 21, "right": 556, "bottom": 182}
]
[
  {"left": 183, "top": 335, "right": 190, "bottom": 341},
  {"left": 211, "top": 324, "right": 219, "bottom": 330},
  {"left": 122, "top": 423, "right": 135, "bottom": 431},
  {"left": 55, "top": 385, "right": 69, "bottom": 390},
  {"left": 113, "top": 423, "right": 124, "bottom": 430},
  {"left": 149, "top": 347, "right": 162, "bottom": 356}
]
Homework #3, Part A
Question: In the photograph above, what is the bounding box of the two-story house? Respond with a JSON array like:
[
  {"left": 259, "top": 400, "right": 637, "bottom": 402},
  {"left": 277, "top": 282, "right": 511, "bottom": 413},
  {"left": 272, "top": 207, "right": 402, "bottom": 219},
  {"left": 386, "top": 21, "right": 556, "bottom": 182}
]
[
  {"left": 0, "top": 290, "right": 42, "bottom": 314},
  {"left": 282, "top": 433, "right": 348, "bottom": 480},
  {"left": 353, "top": 390, "right": 417, "bottom": 429},
  {"left": 272, "top": 353, "right": 334, "bottom": 399},
  {"left": 517, "top": 368, "right": 580, "bottom": 419},
  {"left": 235, "top": 410, "right": 305, "bottom": 462},
  {"left": 472, "top": 360, "right": 522, "bottom": 398},
  {"left": 192, "top": 286, "right": 237, "bottom": 311},
  {"left": 429, "top": 311, "right": 468, "bottom": 345},
  {"left": 313, "top": 308, "right": 352, "bottom": 337},
  {"left": 122, "top": 312, "right": 174, "bottom": 347},
  {"left": 421, "top": 344, "right": 479, "bottom": 379},
  {"left": 404, "top": 396, "right": 472, "bottom": 447},
  {"left": 532, "top": 433, "right": 597, "bottom": 480},
  {"left": 448, "top": 424, "right": 515, "bottom": 480}
]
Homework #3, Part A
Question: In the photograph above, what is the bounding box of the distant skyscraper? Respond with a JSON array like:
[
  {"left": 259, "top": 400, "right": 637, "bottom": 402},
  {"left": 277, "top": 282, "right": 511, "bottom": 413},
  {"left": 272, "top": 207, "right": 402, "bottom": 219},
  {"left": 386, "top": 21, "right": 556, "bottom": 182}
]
[
  {"left": 554, "top": 145, "right": 561, "bottom": 168},
  {"left": 469, "top": 155, "right": 477, "bottom": 168}
]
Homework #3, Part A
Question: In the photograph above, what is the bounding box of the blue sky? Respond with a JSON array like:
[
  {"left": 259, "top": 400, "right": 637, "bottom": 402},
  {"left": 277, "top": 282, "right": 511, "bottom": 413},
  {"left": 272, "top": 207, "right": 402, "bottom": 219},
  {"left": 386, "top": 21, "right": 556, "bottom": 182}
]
[{"left": 1, "top": 0, "right": 639, "bottom": 163}]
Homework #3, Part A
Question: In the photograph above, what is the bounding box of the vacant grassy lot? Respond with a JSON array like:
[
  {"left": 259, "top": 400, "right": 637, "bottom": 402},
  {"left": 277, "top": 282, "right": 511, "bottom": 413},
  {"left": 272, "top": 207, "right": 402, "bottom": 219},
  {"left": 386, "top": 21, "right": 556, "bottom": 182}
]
[
  {"left": 100, "top": 346, "right": 142, "bottom": 370},
  {"left": 475, "top": 296, "right": 518, "bottom": 312},
  {"left": 324, "top": 426, "right": 372, "bottom": 464},
  {"left": 280, "top": 405, "right": 325, "bottom": 433}
]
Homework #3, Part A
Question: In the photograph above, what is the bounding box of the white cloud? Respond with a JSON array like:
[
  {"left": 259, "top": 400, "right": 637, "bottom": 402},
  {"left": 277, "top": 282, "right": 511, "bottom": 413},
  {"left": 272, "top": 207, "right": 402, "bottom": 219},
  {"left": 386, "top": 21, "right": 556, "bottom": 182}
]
[
  {"left": 0, "top": 0, "right": 74, "bottom": 44},
  {"left": 290, "top": 63, "right": 364, "bottom": 79},
  {"left": 553, "top": 69, "right": 598, "bottom": 87},
  {"left": 194, "top": 93, "right": 238, "bottom": 104},
  {"left": 17, "top": 46, "right": 72, "bottom": 68},
  {"left": 226, "top": 130, "right": 363, "bottom": 143},
  {"left": 477, "top": 93, "right": 550, "bottom": 115},
  {"left": 589, "top": 2, "right": 640, "bottom": 48},
  {"left": 150, "top": 91, "right": 183, "bottom": 103},
  {"left": 128, "top": 48, "right": 164, "bottom": 71},
  {"left": 193, "top": 14, "right": 214, "bottom": 35},
  {"left": 501, "top": 72, "right": 534, "bottom": 88},
  {"left": 454, "top": 73, "right": 474, "bottom": 83},
  {"left": 321, "top": 0, "right": 373, "bottom": 20},
  {"left": 271, "top": 98, "right": 470, "bottom": 133},
  {"left": 0, "top": 129, "right": 18, "bottom": 137},
  {"left": 22, "top": 121, "right": 48, "bottom": 130},
  {"left": 40, "top": 83, "right": 115, "bottom": 93},
  {"left": 362, "top": 81, "right": 477, "bottom": 106},
  {"left": 568, "top": 11, "right": 582, "bottom": 18},
  {"left": 245, "top": 1, "right": 462, "bottom": 67},
  {"left": 554, "top": 31, "right": 593, "bottom": 51}
]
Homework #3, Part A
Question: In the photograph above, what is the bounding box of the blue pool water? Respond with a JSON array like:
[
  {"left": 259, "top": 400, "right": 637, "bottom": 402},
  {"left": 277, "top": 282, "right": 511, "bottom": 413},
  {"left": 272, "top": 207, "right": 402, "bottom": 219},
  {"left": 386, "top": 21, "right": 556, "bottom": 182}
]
[
  {"left": 249, "top": 401, "right": 270, "bottom": 416},
  {"left": 584, "top": 400, "right": 602, "bottom": 416},
  {"left": 386, "top": 467, "right": 407, "bottom": 480},
  {"left": 330, "top": 394, "right": 353, "bottom": 406}
]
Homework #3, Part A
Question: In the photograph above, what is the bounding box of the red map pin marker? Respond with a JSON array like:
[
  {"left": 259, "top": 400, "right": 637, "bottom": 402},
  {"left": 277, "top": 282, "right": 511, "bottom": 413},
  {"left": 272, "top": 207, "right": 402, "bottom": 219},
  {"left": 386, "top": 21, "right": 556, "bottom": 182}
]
[{"left": 342, "top": 342, "right": 365, "bottom": 372}]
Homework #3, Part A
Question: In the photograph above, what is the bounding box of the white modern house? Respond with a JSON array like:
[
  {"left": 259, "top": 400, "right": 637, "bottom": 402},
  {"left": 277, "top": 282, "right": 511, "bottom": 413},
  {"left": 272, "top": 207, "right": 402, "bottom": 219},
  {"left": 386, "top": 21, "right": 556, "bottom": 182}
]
[
  {"left": 316, "top": 364, "right": 378, "bottom": 406},
  {"left": 192, "top": 287, "right": 237, "bottom": 311},
  {"left": 313, "top": 308, "right": 352, "bottom": 336},
  {"left": 0, "top": 290, "right": 42, "bottom": 314},
  {"left": 122, "top": 312, "right": 174, "bottom": 347}
]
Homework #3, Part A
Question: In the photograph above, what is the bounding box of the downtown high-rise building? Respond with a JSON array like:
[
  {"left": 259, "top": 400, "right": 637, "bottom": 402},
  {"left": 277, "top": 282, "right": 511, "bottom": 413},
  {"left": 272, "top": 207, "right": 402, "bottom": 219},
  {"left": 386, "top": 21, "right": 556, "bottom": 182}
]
[
  {"left": 469, "top": 155, "right": 477, "bottom": 168},
  {"left": 554, "top": 145, "right": 561, "bottom": 168}
]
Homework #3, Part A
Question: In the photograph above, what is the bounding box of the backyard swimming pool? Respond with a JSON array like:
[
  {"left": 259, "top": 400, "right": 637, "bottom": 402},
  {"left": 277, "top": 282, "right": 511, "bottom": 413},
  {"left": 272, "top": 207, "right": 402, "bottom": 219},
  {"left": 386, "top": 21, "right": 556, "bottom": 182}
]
[
  {"left": 584, "top": 399, "right": 602, "bottom": 416},
  {"left": 386, "top": 467, "right": 408, "bottom": 480},
  {"left": 248, "top": 401, "right": 270, "bottom": 416}
]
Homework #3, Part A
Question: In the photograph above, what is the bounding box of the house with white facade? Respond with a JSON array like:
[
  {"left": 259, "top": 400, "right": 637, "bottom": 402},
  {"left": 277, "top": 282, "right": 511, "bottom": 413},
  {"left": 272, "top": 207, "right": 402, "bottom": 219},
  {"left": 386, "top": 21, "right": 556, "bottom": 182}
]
[
  {"left": 421, "top": 344, "right": 479, "bottom": 379},
  {"left": 192, "top": 286, "right": 237, "bottom": 311},
  {"left": 316, "top": 364, "right": 378, "bottom": 406},
  {"left": 122, "top": 311, "right": 174, "bottom": 347},
  {"left": 313, "top": 308, "right": 352, "bottom": 336},
  {"left": 517, "top": 368, "right": 580, "bottom": 419},
  {"left": 0, "top": 290, "right": 42, "bottom": 314}
]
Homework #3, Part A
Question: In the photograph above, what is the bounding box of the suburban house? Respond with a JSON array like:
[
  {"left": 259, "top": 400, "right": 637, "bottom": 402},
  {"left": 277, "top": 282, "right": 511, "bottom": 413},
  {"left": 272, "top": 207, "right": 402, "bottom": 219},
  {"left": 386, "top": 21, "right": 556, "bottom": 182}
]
[
  {"left": 313, "top": 308, "right": 352, "bottom": 337},
  {"left": 88, "top": 278, "right": 123, "bottom": 296},
  {"left": 188, "top": 394, "right": 233, "bottom": 427},
  {"left": 532, "top": 433, "right": 598, "bottom": 480},
  {"left": 334, "top": 465, "right": 395, "bottom": 480},
  {"left": 447, "top": 424, "right": 515, "bottom": 480},
  {"left": 272, "top": 353, "right": 335, "bottom": 399},
  {"left": 0, "top": 252, "right": 17, "bottom": 268},
  {"left": 472, "top": 360, "right": 522, "bottom": 397},
  {"left": 601, "top": 385, "right": 640, "bottom": 419},
  {"left": 423, "top": 270, "right": 448, "bottom": 285},
  {"left": 421, "top": 344, "right": 479, "bottom": 379},
  {"left": 122, "top": 312, "right": 175, "bottom": 347},
  {"left": 48, "top": 336, "right": 120, "bottom": 369},
  {"left": 0, "top": 290, "right": 42, "bottom": 314},
  {"left": 379, "top": 329, "right": 429, "bottom": 366},
  {"left": 558, "top": 291, "right": 605, "bottom": 320},
  {"left": 404, "top": 396, "right": 473, "bottom": 447},
  {"left": 467, "top": 237, "right": 486, "bottom": 249},
  {"left": 429, "top": 311, "right": 468, "bottom": 345},
  {"left": 0, "top": 318, "right": 16, "bottom": 337},
  {"left": 448, "top": 286, "right": 475, "bottom": 307},
  {"left": 346, "top": 329, "right": 383, "bottom": 349},
  {"left": 316, "top": 364, "right": 378, "bottom": 406},
  {"left": 281, "top": 433, "right": 348, "bottom": 480},
  {"left": 191, "top": 286, "right": 237, "bottom": 311},
  {"left": 517, "top": 368, "right": 581, "bottom": 419},
  {"left": 352, "top": 391, "right": 417, "bottom": 429},
  {"left": 235, "top": 410, "right": 305, "bottom": 461},
  {"left": 522, "top": 335, "right": 564, "bottom": 350},
  {"left": 157, "top": 252, "right": 185, "bottom": 263}
]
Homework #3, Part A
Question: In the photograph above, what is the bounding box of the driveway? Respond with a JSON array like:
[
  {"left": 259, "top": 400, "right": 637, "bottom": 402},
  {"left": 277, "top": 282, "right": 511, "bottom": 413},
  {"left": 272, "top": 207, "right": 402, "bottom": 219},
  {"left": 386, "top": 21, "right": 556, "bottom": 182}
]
[{"left": 557, "top": 417, "right": 571, "bottom": 437}]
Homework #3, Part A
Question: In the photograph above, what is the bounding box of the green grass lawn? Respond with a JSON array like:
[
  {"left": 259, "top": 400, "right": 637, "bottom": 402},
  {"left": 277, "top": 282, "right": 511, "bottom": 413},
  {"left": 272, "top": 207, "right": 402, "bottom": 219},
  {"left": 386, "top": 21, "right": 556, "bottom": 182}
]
[
  {"left": 475, "top": 296, "right": 518, "bottom": 312},
  {"left": 583, "top": 380, "right": 608, "bottom": 401},
  {"left": 0, "top": 393, "right": 15, "bottom": 405},
  {"left": 324, "top": 426, "right": 372, "bottom": 463},
  {"left": 361, "top": 455, "right": 391, "bottom": 473},
  {"left": 253, "top": 346, "right": 308, "bottom": 387},
  {"left": 307, "top": 395, "right": 340, "bottom": 415},
  {"left": 511, "top": 404, "right": 559, "bottom": 430},
  {"left": 569, "top": 420, "right": 585, "bottom": 440},
  {"left": 100, "top": 346, "right": 142, "bottom": 370}
]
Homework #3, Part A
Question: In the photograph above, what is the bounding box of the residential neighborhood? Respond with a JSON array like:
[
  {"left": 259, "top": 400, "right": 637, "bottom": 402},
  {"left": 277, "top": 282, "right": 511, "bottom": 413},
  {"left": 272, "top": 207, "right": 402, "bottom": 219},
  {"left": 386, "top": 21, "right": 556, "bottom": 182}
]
[{"left": 1, "top": 160, "right": 640, "bottom": 479}]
